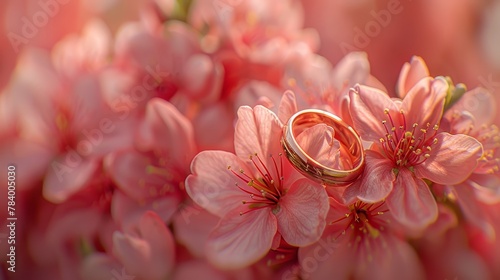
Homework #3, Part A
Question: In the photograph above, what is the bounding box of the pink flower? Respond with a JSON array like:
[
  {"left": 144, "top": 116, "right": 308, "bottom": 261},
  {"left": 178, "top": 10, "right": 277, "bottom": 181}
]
[
  {"left": 298, "top": 198, "right": 425, "bottom": 280},
  {"left": 106, "top": 98, "right": 196, "bottom": 227},
  {"left": 345, "top": 77, "right": 483, "bottom": 230},
  {"left": 435, "top": 87, "right": 500, "bottom": 238},
  {"left": 185, "top": 104, "right": 329, "bottom": 269}
]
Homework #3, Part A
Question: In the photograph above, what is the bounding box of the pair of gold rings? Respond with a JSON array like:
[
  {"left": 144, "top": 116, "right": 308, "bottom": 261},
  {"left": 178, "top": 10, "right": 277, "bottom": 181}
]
[{"left": 282, "top": 109, "right": 365, "bottom": 185}]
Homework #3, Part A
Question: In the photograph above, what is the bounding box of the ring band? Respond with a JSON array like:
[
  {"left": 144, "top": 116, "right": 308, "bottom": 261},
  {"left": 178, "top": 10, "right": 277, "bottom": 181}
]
[{"left": 281, "top": 109, "right": 365, "bottom": 185}]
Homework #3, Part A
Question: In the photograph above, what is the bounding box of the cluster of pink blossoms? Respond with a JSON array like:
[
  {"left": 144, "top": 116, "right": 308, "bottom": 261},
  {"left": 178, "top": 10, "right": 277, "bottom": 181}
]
[{"left": 1, "top": 0, "right": 500, "bottom": 279}]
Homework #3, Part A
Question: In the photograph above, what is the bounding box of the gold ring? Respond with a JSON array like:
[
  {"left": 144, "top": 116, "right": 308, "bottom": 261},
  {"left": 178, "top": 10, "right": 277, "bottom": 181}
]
[{"left": 282, "top": 109, "right": 365, "bottom": 185}]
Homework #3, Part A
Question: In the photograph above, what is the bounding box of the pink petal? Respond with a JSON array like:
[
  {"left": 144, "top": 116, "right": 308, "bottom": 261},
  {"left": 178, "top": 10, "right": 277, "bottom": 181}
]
[
  {"left": 343, "top": 150, "right": 395, "bottom": 204},
  {"left": 276, "top": 178, "right": 329, "bottom": 246},
  {"left": 0, "top": 140, "right": 53, "bottom": 191},
  {"left": 43, "top": 156, "right": 100, "bottom": 203},
  {"left": 138, "top": 98, "right": 196, "bottom": 168},
  {"left": 172, "top": 260, "right": 233, "bottom": 280},
  {"left": 401, "top": 77, "right": 447, "bottom": 128},
  {"left": 277, "top": 90, "right": 298, "bottom": 124},
  {"left": 233, "top": 81, "right": 283, "bottom": 112},
  {"left": 468, "top": 173, "right": 500, "bottom": 203},
  {"left": 172, "top": 203, "right": 220, "bottom": 258},
  {"left": 105, "top": 150, "right": 171, "bottom": 199},
  {"left": 353, "top": 233, "right": 426, "bottom": 280},
  {"left": 300, "top": 228, "right": 425, "bottom": 280},
  {"left": 206, "top": 208, "right": 277, "bottom": 269},
  {"left": 111, "top": 191, "right": 179, "bottom": 227},
  {"left": 331, "top": 51, "right": 370, "bottom": 89},
  {"left": 185, "top": 151, "right": 250, "bottom": 217},
  {"left": 113, "top": 211, "right": 175, "bottom": 280},
  {"left": 397, "top": 56, "right": 430, "bottom": 98},
  {"left": 295, "top": 124, "right": 342, "bottom": 169},
  {"left": 349, "top": 85, "right": 399, "bottom": 142},
  {"left": 80, "top": 253, "right": 123, "bottom": 280},
  {"left": 447, "top": 87, "right": 497, "bottom": 125},
  {"left": 414, "top": 133, "right": 482, "bottom": 185},
  {"left": 453, "top": 185, "right": 495, "bottom": 239},
  {"left": 234, "top": 105, "right": 283, "bottom": 161},
  {"left": 386, "top": 169, "right": 438, "bottom": 230}
]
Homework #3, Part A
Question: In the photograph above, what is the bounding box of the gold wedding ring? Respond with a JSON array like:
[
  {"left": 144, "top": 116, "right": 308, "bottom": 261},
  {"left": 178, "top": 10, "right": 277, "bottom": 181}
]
[{"left": 282, "top": 109, "right": 365, "bottom": 185}]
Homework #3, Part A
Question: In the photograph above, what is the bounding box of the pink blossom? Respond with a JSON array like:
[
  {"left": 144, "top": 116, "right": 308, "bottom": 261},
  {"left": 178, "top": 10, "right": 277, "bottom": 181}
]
[
  {"left": 106, "top": 98, "right": 196, "bottom": 227},
  {"left": 345, "top": 77, "right": 483, "bottom": 230},
  {"left": 434, "top": 87, "right": 500, "bottom": 237},
  {"left": 4, "top": 48, "right": 133, "bottom": 203},
  {"left": 298, "top": 198, "right": 425, "bottom": 280},
  {"left": 185, "top": 104, "right": 329, "bottom": 269}
]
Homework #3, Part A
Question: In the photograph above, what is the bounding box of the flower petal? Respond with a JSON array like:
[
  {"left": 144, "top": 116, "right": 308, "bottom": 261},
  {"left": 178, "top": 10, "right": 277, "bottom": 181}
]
[
  {"left": 446, "top": 87, "right": 496, "bottom": 126},
  {"left": 138, "top": 98, "right": 196, "bottom": 169},
  {"left": 276, "top": 178, "right": 329, "bottom": 246},
  {"left": 397, "top": 56, "right": 430, "bottom": 98},
  {"left": 343, "top": 150, "right": 395, "bottom": 204},
  {"left": 235, "top": 105, "right": 283, "bottom": 160},
  {"left": 331, "top": 51, "right": 370, "bottom": 89},
  {"left": 278, "top": 90, "right": 298, "bottom": 124},
  {"left": 105, "top": 149, "right": 173, "bottom": 200},
  {"left": 386, "top": 169, "right": 438, "bottom": 230},
  {"left": 43, "top": 156, "right": 100, "bottom": 203},
  {"left": 414, "top": 133, "right": 482, "bottom": 185},
  {"left": 172, "top": 203, "right": 220, "bottom": 258},
  {"left": 401, "top": 77, "right": 447, "bottom": 128},
  {"left": 206, "top": 208, "right": 277, "bottom": 269},
  {"left": 113, "top": 211, "right": 175, "bottom": 280},
  {"left": 295, "top": 123, "right": 342, "bottom": 169},
  {"left": 185, "top": 151, "right": 250, "bottom": 217},
  {"left": 349, "top": 85, "right": 398, "bottom": 142}
]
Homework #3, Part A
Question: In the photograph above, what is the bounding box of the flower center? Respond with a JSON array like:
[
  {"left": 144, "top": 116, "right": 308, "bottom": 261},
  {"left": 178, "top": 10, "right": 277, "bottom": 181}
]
[
  {"left": 331, "top": 201, "right": 388, "bottom": 241},
  {"left": 379, "top": 109, "right": 439, "bottom": 167},
  {"left": 228, "top": 153, "right": 284, "bottom": 215},
  {"left": 476, "top": 124, "right": 500, "bottom": 174}
]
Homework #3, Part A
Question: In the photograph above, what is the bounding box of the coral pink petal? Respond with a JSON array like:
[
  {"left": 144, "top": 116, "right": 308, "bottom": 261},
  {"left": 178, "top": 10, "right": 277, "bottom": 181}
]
[
  {"left": 278, "top": 90, "right": 298, "bottom": 124},
  {"left": 401, "top": 77, "right": 447, "bottom": 127},
  {"left": 453, "top": 186, "right": 495, "bottom": 239},
  {"left": 354, "top": 233, "right": 426, "bottom": 280},
  {"left": 387, "top": 169, "right": 438, "bottom": 230},
  {"left": 138, "top": 98, "right": 196, "bottom": 168},
  {"left": 113, "top": 211, "right": 175, "bottom": 280},
  {"left": 415, "top": 133, "right": 482, "bottom": 185},
  {"left": 172, "top": 204, "right": 220, "bottom": 258},
  {"left": 80, "top": 253, "right": 123, "bottom": 280},
  {"left": 343, "top": 150, "right": 395, "bottom": 204},
  {"left": 296, "top": 123, "right": 341, "bottom": 169},
  {"left": 111, "top": 191, "right": 179, "bottom": 227},
  {"left": 0, "top": 140, "right": 52, "bottom": 191},
  {"left": 349, "top": 85, "right": 398, "bottom": 142},
  {"left": 331, "top": 51, "right": 370, "bottom": 89},
  {"left": 450, "top": 87, "right": 497, "bottom": 125},
  {"left": 234, "top": 105, "right": 283, "bottom": 161},
  {"left": 206, "top": 208, "right": 277, "bottom": 269},
  {"left": 185, "top": 151, "right": 250, "bottom": 217},
  {"left": 43, "top": 156, "right": 100, "bottom": 203},
  {"left": 397, "top": 56, "right": 430, "bottom": 98},
  {"left": 276, "top": 178, "right": 329, "bottom": 246},
  {"left": 106, "top": 149, "right": 174, "bottom": 199},
  {"left": 302, "top": 231, "right": 425, "bottom": 280}
]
